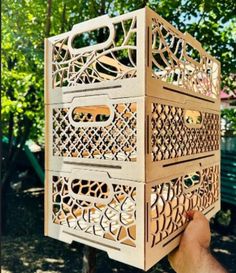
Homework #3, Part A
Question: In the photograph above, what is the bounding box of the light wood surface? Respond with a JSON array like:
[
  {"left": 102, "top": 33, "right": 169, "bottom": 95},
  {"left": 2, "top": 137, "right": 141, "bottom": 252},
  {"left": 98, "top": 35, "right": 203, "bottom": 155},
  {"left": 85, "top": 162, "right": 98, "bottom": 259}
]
[{"left": 44, "top": 6, "right": 221, "bottom": 270}]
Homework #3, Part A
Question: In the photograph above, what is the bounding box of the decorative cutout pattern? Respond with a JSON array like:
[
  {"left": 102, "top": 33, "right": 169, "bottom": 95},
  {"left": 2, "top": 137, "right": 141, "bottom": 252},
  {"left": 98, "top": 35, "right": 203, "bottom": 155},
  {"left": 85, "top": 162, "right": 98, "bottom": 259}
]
[
  {"left": 152, "top": 17, "right": 220, "bottom": 99},
  {"left": 150, "top": 165, "right": 219, "bottom": 247},
  {"left": 71, "top": 179, "right": 110, "bottom": 199},
  {"left": 151, "top": 103, "right": 219, "bottom": 161},
  {"left": 52, "top": 175, "right": 136, "bottom": 247},
  {"left": 52, "top": 103, "right": 137, "bottom": 161},
  {"left": 183, "top": 172, "right": 200, "bottom": 189},
  {"left": 52, "top": 17, "right": 137, "bottom": 88}
]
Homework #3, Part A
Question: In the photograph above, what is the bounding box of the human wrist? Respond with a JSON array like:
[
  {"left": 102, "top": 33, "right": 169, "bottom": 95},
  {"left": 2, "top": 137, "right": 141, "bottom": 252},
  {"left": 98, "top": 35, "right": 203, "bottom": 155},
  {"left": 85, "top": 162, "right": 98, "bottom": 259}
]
[
  {"left": 177, "top": 243, "right": 209, "bottom": 273},
  {"left": 198, "top": 247, "right": 228, "bottom": 273},
  {"left": 197, "top": 246, "right": 211, "bottom": 272}
]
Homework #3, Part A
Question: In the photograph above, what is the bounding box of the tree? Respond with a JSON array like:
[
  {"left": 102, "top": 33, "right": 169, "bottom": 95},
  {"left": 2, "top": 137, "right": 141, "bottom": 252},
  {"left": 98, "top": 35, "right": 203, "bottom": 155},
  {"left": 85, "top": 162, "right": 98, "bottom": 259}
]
[{"left": 2, "top": 0, "right": 45, "bottom": 185}]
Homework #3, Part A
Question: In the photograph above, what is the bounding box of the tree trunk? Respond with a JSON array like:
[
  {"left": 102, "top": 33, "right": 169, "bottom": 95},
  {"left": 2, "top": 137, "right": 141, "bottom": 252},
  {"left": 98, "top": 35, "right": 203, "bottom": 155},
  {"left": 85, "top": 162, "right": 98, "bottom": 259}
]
[
  {"left": 137, "top": 0, "right": 149, "bottom": 9},
  {"left": 45, "top": 0, "right": 52, "bottom": 37},
  {"left": 82, "top": 246, "right": 96, "bottom": 273},
  {"left": 61, "top": 2, "right": 66, "bottom": 33}
]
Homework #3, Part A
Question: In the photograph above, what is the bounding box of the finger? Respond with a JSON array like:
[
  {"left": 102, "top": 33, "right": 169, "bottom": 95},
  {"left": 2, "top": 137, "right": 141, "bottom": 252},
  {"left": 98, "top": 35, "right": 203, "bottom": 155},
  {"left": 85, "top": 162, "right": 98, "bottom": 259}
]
[
  {"left": 186, "top": 210, "right": 195, "bottom": 220},
  {"left": 186, "top": 210, "right": 204, "bottom": 221}
]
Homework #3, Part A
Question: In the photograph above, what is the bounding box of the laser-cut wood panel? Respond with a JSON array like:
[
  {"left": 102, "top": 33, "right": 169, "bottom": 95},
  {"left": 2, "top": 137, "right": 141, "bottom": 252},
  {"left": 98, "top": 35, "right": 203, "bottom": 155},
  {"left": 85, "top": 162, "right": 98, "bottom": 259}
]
[
  {"left": 44, "top": 6, "right": 221, "bottom": 270},
  {"left": 149, "top": 16, "right": 220, "bottom": 100},
  {"left": 46, "top": 95, "right": 145, "bottom": 181},
  {"left": 45, "top": 162, "right": 220, "bottom": 270},
  {"left": 44, "top": 9, "right": 146, "bottom": 103},
  {"left": 145, "top": 96, "right": 221, "bottom": 181},
  {"left": 45, "top": 7, "right": 220, "bottom": 110},
  {"left": 46, "top": 93, "right": 220, "bottom": 181}
]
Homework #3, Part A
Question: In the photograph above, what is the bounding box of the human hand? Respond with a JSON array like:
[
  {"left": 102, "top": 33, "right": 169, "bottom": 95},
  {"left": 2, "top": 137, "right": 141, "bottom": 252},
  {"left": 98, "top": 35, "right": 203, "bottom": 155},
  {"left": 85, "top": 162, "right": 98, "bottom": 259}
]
[{"left": 168, "top": 210, "right": 227, "bottom": 273}]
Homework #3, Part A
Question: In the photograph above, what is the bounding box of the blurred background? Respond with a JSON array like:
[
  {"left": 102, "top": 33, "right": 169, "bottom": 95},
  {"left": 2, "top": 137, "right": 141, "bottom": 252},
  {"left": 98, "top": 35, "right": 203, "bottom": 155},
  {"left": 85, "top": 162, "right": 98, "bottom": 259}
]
[{"left": 1, "top": 0, "right": 236, "bottom": 272}]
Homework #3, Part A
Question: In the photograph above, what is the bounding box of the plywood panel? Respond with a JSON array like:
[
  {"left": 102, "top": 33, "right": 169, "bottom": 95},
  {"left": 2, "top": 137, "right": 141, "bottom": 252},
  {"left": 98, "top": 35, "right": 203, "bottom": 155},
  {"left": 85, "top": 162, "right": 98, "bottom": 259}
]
[{"left": 44, "top": 6, "right": 221, "bottom": 270}]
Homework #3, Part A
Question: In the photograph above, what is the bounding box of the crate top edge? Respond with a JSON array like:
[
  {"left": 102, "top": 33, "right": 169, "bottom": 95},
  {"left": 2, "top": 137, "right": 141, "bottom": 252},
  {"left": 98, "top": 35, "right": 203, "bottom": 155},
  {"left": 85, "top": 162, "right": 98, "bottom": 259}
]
[
  {"left": 46, "top": 7, "right": 147, "bottom": 42},
  {"left": 45, "top": 6, "right": 220, "bottom": 69}
]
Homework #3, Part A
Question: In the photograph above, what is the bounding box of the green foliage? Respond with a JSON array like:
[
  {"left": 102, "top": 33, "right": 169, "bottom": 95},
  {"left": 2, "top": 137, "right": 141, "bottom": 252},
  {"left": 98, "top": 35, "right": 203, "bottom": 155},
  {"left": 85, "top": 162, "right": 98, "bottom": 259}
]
[
  {"left": 175, "top": 0, "right": 236, "bottom": 92},
  {"left": 2, "top": 0, "right": 45, "bottom": 144},
  {"left": 216, "top": 209, "right": 231, "bottom": 227},
  {"left": 221, "top": 108, "right": 236, "bottom": 135}
]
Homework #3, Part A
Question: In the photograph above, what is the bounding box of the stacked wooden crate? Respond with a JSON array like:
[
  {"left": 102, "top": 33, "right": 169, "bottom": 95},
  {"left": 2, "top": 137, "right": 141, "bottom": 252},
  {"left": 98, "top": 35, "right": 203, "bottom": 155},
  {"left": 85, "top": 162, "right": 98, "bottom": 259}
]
[{"left": 44, "top": 7, "right": 221, "bottom": 270}]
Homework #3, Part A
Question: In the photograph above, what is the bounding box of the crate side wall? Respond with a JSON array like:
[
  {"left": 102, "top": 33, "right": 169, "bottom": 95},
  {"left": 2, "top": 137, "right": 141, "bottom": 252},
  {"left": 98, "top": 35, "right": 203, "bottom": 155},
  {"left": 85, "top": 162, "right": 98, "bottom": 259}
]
[
  {"left": 46, "top": 169, "right": 145, "bottom": 269},
  {"left": 144, "top": 161, "right": 221, "bottom": 270},
  {"left": 145, "top": 7, "right": 221, "bottom": 109},
  {"left": 145, "top": 95, "right": 221, "bottom": 182},
  {"left": 45, "top": 9, "right": 147, "bottom": 104},
  {"left": 46, "top": 95, "right": 145, "bottom": 181}
]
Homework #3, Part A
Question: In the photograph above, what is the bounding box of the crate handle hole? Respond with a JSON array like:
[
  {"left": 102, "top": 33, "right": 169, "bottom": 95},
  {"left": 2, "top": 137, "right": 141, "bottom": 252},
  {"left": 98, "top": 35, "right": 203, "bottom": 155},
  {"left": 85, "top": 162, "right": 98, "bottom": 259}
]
[
  {"left": 72, "top": 105, "right": 111, "bottom": 123},
  {"left": 71, "top": 27, "right": 110, "bottom": 49},
  {"left": 184, "top": 110, "right": 202, "bottom": 127}
]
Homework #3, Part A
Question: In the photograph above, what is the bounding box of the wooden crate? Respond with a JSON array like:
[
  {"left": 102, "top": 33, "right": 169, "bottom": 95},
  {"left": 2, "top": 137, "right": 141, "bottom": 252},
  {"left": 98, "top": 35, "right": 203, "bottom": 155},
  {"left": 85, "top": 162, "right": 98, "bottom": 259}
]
[
  {"left": 45, "top": 92, "right": 220, "bottom": 181},
  {"left": 45, "top": 7, "right": 220, "bottom": 110},
  {"left": 45, "top": 161, "right": 220, "bottom": 270},
  {"left": 45, "top": 95, "right": 146, "bottom": 181},
  {"left": 44, "top": 6, "right": 221, "bottom": 269}
]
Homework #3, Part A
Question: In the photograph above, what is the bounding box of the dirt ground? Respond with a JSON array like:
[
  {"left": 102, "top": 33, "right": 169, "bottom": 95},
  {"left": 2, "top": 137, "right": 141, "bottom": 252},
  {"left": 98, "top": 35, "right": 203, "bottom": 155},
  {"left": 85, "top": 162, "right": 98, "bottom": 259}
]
[{"left": 1, "top": 188, "right": 236, "bottom": 273}]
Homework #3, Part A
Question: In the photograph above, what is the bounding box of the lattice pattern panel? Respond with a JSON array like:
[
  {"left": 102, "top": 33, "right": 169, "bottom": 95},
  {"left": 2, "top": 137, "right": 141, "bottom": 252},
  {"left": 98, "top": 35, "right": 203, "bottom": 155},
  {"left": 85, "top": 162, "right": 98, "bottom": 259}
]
[
  {"left": 52, "top": 103, "right": 137, "bottom": 161},
  {"left": 52, "top": 17, "right": 137, "bottom": 88},
  {"left": 151, "top": 17, "right": 220, "bottom": 99},
  {"left": 150, "top": 165, "right": 219, "bottom": 247},
  {"left": 151, "top": 103, "right": 220, "bottom": 161},
  {"left": 52, "top": 175, "right": 136, "bottom": 247}
]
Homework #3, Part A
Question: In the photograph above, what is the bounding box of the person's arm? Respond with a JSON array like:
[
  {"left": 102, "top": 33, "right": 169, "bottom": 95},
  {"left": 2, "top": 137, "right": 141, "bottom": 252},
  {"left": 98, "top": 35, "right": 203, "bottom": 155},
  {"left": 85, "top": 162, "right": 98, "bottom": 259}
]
[{"left": 168, "top": 210, "right": 228, "bottom": 273}]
